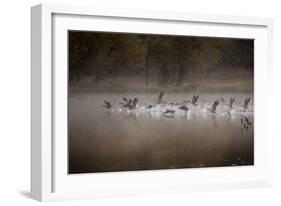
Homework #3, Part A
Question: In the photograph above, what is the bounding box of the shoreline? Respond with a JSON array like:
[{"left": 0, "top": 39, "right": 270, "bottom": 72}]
[{"left": 69, "top": 86, "right": 254, "bottom": 94}]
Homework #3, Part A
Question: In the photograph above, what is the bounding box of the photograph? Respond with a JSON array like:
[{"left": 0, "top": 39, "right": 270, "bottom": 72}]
[{"left": 68, "top": 31, "right": 254, "bottom": 174}]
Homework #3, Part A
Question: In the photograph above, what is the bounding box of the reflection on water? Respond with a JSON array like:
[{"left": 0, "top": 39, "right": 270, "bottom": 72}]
[{"left": 68, "top": 92, "right": 254, "bottom": 174}]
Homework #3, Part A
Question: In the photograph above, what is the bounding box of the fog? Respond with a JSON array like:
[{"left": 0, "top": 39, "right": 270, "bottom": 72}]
[{"left": 68, "top": 92, "right": 254, "bottom": 174}]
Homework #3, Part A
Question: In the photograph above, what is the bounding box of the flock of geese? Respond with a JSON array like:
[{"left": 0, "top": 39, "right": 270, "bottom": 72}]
[{"left": 102, "top": 92, "right": 253, "bottom": 128}]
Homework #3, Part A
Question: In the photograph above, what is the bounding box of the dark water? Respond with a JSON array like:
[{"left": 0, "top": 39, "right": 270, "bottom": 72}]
[{"left": 68, "top": 92, "right": 254, "bottom": 174}]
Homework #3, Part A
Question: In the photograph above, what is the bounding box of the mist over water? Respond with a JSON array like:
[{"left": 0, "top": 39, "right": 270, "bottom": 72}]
[
  {"left": 68, "top": 92, "right": 254, "bottom": 174},
  {"left": 68, "top": 31, "right": 254, "bottom": 174}
]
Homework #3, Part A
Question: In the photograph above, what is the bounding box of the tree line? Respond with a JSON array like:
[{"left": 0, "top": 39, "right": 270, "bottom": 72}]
[{"left": 68, "top": 31, "right": 253, "bottom": 86}]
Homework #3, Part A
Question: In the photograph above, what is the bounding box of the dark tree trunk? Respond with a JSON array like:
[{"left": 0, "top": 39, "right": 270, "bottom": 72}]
[
  {"left": 145, "top": 54, "right": 149, "bottom": 86},
  {"left": 176, "top": 60, "right": 186, "bottom": 86},
  {"left": 158, "top": 62, "right": 167, "bottom": 86},
  {"left": 144, "top": 44, "right": 151, "bottom": 86},
  {"left": 95, "top": 55, "right": 107, "bottom": 83}
]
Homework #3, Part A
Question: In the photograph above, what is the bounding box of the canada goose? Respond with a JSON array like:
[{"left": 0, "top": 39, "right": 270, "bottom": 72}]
[
  {"left": 127, "top": 104, "right": 134, "bottom": 110},
  {"left": 102, "top": 100, "right": 112, "bottom": 110},
  {"left": 155, "top": 91, "right": 164, "bottom": 104},
  {"left": 227, "top": 97, "right": 235, "bottom": 108},
  {"left": 120, "top": 98, "right": 132, "bottom": 108},
  {"left": 208, "top": 100, "right": 219, "bottom": 113},
  {"left": 162, "top": 109, "right": 175, "bottom": 115},
  {"left": 127, "top": 98, "right": 138, "bottom": 110},
  {"left": 244, "top": 117, "right": 253, "bottom": 126},
  {"left": 179, "top": 105, "right": 189, "bottom": 113},
  {"left": 132, "top": 98, "right": 138, "bottom": 108},
  {"left": 120, "top": 97, "right": 138, "bottom": 110},
  {"left": 240, "top": 118, "right": 244, "bottom": 128},
  {"left": 242, "top": 97, "right": 251, "bottom": 111},
  {"left": 191, "top": 95, "right": 199, "bottom": 106},
  {"left": 241, "top": 116, "right": 252, "bottom": 128}
]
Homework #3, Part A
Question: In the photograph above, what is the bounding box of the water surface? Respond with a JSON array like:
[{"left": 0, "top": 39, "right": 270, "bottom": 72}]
[{"left": 68, "top": 92, "right": 254, "bottom": 174}]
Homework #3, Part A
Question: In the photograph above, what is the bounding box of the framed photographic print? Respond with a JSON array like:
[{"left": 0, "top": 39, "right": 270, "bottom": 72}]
[{"left": 31, "top": 3, "right": 274, "bottom": 201}]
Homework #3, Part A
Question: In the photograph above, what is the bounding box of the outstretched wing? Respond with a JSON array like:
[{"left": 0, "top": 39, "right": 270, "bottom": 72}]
[
  {"left": 103, "top": 100, "right": 111, "bottom": 108},
  {"left": 123, "top": 99, "right": 132, "bottom": 108},
  {"left": 132, "top": 98, "right": 138, "bottom": 108},
  {"left": 157, "top": 92, "right": 164, "bottom": 103},
  {"left": 122, "top": 97, "right": 128, "bottom": 102},
  {"left": 179, "top": 105, "right": 188, "bottom": 111},
  {"left": 195, "top": 95, "right": 199, "bottom": 102},
  {"left": 192, "top": 95, "right": 195, "bottom": 104},
  {"left": 104, "top": 100, "right": 110, "bottom": 106},
  {"left": 243, "top": 97, "right": 251, "bottom": 109},
  {"left": 247, "top": 97, "right": 251, "bottom": 106},
  {"left": 192, "top": 95, "right": 199, "bottom": 104},
  {"left": 212, "top": 100, "right": 219, "bottom": 111},
  {"left": 229, "top": 97, "right": 235, "bottom": 107}
]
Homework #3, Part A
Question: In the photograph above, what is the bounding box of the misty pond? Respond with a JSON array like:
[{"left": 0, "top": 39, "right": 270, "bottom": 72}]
[{"left": 68, "top": 92, "right": 254, "bottom": 174}]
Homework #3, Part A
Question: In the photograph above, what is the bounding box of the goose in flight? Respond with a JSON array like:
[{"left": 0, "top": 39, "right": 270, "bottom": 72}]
[
  {"left": 240, "top": 118, "right": 249, "bottom": 129},
  {"left": 241, "top": 116, "right": 253, "bottom": 128},
  {"left": 242, "top": 97, "right": 251, "bottom": 111},
  {"left": 102, "top": 100, "right": 112, "bottom": 110},
  {"left": 122, "top": 97, "right": 138, "bottom": 110},
  {"left": 227, "top": 97, "right": 235, "bottom": 108},
  {"left": 120, "top": 98, "right": 132, "bottom": 108},
  {"left": 240, "top": 118, "right": 244, "bottom": 128},
  {"left": 129, "top": 98, "right": 138, "bottom": 110},
  {"left": 155, "top": 91, "right": 164, "bottom": 104},
  {"left": 208, "top": 100, "right": 219, "bottom": 113},
  {"left": 179, "top": 105, "right": 189, "bottom": 113},
  {"left": 183, "top": 95, "right": 199, "bottom": 105},
  {"left": 191, "top": 95, "right": 199, "bottom": 106},
  {"left": 244, "top": 116, "right": 253, "bottom": 126}
]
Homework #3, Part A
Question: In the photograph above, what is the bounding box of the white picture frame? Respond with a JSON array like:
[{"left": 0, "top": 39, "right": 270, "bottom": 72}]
[{"left": 31, "top": 3, "right": 274, "bottom": 202}]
